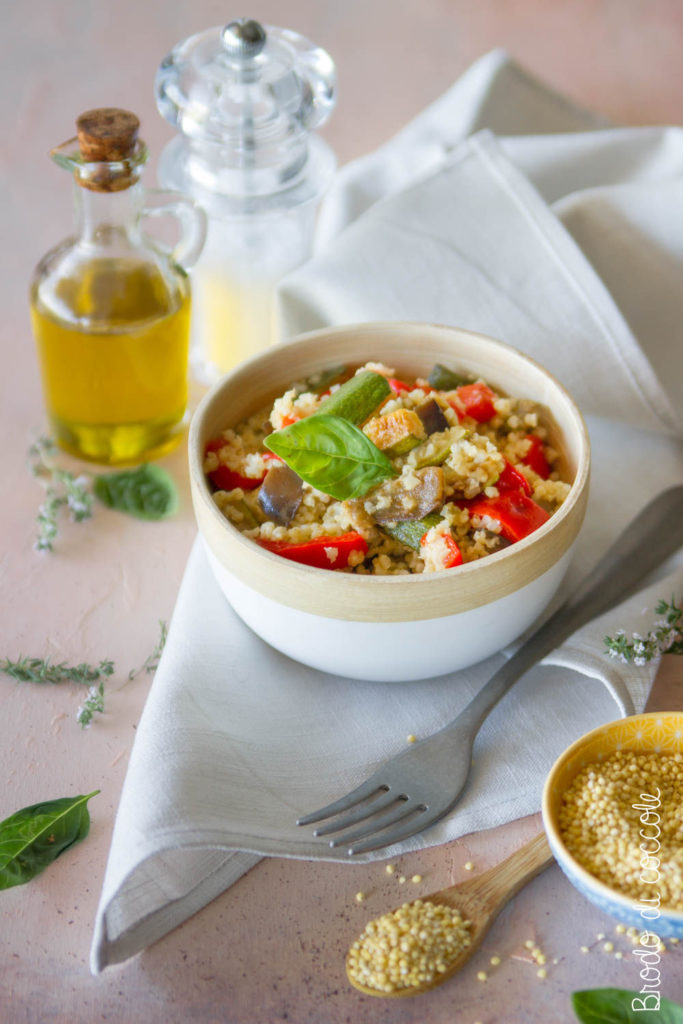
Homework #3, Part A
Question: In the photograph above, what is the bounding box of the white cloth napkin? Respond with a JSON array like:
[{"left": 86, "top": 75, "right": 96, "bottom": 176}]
[{"left": 91, "top": 51, "right": 683, "bottom": 972}]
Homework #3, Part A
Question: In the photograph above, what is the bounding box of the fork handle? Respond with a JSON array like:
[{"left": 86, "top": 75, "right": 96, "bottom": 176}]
[{"left": 447, "top": 484, "right": 683, "bottom": 738}]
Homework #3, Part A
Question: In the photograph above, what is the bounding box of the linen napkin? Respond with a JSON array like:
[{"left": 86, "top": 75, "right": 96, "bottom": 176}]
[{"left": 91, "top": 51, "right": 683, "bottom": 973}]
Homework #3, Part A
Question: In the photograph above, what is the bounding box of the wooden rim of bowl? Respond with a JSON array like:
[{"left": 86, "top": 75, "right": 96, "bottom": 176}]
[
  {"left": 189, "top": 322, "right": 591, "bottom": 622},
  {"left": 541, "top": 712, "right": 683, "bottom": 920}
]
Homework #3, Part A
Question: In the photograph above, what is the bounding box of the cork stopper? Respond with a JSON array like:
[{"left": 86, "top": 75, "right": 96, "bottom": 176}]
[
  {"left": 76, "top": 108, "right": 139, "bottom": 162},
  {"left": 65, "top": 108, "right": 143, "bottom": 191}
]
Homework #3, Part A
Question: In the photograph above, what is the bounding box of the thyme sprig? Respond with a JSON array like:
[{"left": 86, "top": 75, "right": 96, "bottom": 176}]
[
  {"left": 76, "top": 682, "right": 106, "bottom": 729},
  {"left": 128, "top": 620, "right": 168, "bottom": 681},
  {"left": 3, "top": 620, "right": 168, "bottom": 730},
  {"left": 1, "top": 656, "right": 114, "bottom": 686},
  {"left": 28, "top": 436, "right": 93, "bottom": 551},
  {"left": 605, "top": 596, "right": 683, "bottom": 665},
  {"left": 2, "top": 655, "right": 113, "bottom": 729},
  {"left": 27, "top": 436, "right": 179, "bottom": 552}
]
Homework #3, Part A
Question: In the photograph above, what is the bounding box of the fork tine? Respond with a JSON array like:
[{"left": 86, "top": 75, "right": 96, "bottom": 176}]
[
  {"left": 328, "top": 799, "right": 416, "bottom": 847},
  {"left": 295, "top": 778, "right": 388, "bottom": 826},
  {"left": 313, "top": 791, "right": 403, "bottom": 837},
  {"left": 348, "top": 806, "right": 432, "bottom": 855}
]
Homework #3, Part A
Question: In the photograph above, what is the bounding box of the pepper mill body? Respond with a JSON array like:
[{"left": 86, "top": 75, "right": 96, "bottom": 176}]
[{"left": 155, "top": 19, "right": 337, "bottom": 381}]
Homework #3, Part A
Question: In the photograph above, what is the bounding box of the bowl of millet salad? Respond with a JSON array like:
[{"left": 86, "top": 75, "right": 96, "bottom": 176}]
[
  {"left": 542, "top": 712, "right": 683, "bottom": 937},
  {"left": 189, "top": 322, "right": 590, "bottom": 681}
]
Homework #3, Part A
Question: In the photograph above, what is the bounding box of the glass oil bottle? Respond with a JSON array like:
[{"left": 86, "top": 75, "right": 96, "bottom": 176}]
[{"left": 30, "top": 108, "right": 206, "bottom": 464}]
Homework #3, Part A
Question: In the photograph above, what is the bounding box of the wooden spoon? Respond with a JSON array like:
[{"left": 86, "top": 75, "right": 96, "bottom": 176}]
[{"left": 346, "top": 832, "right": 554, "bottom": 998}]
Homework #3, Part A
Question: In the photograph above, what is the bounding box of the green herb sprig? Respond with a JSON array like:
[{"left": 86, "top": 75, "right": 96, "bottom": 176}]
[
  {"left": 28, "top": 437, "right": 179, "bottom": 552},
  {"left": 3, "top": 620, "right": 168, "bottom": 729},
  {"left": 1, "top": 656, "right": 114, "bottom": 729},
  {"left": 28, "top": 436, "right": 93, "bottom": 551},
  {"left": 75, "top": 683, "right": 106, "bottom": 729},
  {"left": 1, "top": 656, "right": 114, "bottom": 686},
  {"left": 605, "top": 596, "right": 682, "bottom": 665},
  {"left": 128, "top": 619, "right": 168, "bottom": 681}
]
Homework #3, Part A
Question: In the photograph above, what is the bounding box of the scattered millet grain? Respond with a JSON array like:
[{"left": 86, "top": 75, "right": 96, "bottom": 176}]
[{"left": 347, "top": 899, "right": 471, "bottom": 994}]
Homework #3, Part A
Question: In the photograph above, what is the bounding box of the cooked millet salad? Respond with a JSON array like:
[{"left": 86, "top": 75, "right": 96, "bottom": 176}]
[{"left": 203, "top": 361, "right": 571, "bottom": 574}]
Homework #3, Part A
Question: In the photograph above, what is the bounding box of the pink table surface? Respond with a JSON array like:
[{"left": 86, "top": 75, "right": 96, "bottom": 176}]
[{"left": 2, "top": 2, "right": 682, "bottom": 1022}]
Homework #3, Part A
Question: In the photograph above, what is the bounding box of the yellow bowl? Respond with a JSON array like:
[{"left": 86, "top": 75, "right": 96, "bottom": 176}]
[
  {"left": 542, "top": 711, "right": 683, "bottom": 937},
  {"left": 189, "top": 321, "right": 590, "bottom": 680}
]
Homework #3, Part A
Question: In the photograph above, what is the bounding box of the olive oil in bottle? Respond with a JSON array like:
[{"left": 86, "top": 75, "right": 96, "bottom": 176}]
[{"left": 30, "top": 108, "right": 205, "bottom": 464}]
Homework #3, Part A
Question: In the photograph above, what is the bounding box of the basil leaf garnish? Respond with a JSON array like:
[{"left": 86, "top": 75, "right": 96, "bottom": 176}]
[
  {"left": 94, "top": 464, "right": 179, "bottom": 520},
  {"left": 264, "top": 414, "right": 397, "bottom": 500},
  {"left": 0, "top": 791, "right": 99, "bottom": 890},
  {"left": 572, "top": 988, "right": 683, "bottom": 1023}
]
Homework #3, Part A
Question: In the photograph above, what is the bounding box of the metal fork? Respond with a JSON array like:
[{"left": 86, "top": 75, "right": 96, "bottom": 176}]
[{"left": 296, "top": 485, "right": 683, "bottom": 855}]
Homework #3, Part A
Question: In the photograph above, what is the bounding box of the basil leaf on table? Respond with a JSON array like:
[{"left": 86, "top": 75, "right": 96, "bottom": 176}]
[
  {"left": 0, "top": 791, "right": 99, "bottom": 890},
  {"left": 264, "top": 414, "right": 397, "bottom": 500},
  {"left": 573, "top": 988, "right": 683, "bottom": 1023},
  {"left": 94, "top": 464, "right": 178, "bottom": 520}
]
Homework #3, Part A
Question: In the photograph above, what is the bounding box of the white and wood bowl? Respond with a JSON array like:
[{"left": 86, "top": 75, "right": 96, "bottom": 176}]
[{"left": 189, "top": 322, "right": 590, "bottom": 681}]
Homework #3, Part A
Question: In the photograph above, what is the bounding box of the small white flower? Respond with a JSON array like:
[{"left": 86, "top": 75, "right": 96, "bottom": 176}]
[{"left": 660, "top": 630, "right": 679, "bottom": 652}]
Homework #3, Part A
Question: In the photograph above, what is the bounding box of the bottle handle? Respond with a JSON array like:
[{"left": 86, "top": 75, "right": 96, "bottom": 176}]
[{"left": 141, "top": 189, "right": 207, "bottom": 270}]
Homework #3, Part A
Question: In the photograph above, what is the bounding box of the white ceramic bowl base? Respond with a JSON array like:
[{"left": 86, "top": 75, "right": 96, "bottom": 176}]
[{"left": 204, "top": 541, "right": 575, "bottom": 681}]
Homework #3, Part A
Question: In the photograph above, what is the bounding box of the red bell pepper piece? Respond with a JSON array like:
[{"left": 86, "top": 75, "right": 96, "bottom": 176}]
[
  {"left": 388, "top": 377, "right": 412, "bottom": 395},
  {"left": 522, "top": 434, "right": 550, "bottom": 478},
  {"left": 279, "top": 412, "right": 302, "bottom": 428},
  {"left": 497, "top": 459, "right": 532, "bottom": 496},
  {"left": 420, "top": 530, "right": 463, "bottom": 569},
  {"left": 257, "top": 531, "right": 368, "bottom": 570},
  {"left": 466, "top": 491, "right": 549, "bottom": 543},
  {"left": 449, "top": 382, "right": 497, "bottom": 423},
  {"left": 205, "top": 437, "right": 226, "bottom": 455},
  {"left": 205, "top": 440, "right": 279, "bottom": 491}
]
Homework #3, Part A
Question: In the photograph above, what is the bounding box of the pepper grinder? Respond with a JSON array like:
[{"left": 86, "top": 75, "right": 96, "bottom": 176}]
[{"left": 155, "top": 18, "right": 337, "bottom": 381}]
